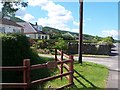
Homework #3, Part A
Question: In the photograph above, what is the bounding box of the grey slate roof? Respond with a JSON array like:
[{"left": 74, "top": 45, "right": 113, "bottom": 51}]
[
  {"left": 30, "top": 23, "right": 48, "bottom": 34},
  {"left": 0, "top": 18, "right": 23, "bottom": 27}
]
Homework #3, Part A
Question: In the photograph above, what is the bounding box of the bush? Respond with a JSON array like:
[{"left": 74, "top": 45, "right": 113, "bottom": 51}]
[
  {"left": 1, "top": 34, "right": 51, "bottom": 90},
  {"left": 97, "top": 36, "right": 114, "bottom": 46},
  {"left": 36, "top": 40, "right": 47, "bottom": 49},
  {"left": 54, "top": 38, "right": 67, "bottom": 51}
]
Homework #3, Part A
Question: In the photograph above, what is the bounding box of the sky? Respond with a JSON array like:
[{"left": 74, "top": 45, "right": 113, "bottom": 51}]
[{"left": 0, "top": 0, "right": 119, "bottom": 39}]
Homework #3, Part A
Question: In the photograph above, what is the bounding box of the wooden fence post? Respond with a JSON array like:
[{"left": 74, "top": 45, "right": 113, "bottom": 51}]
[
  {"left": 60, "top": 50, "right": 63, "bottom": 80},
  {"left": 69, "top": 55, "right": 74, "bottom": 85},
  {"left": 23, "top": 59, "right": 30, "bottom": 90},
  {"left": 55, "top": 49, "right": 57, "bottom": 61}
]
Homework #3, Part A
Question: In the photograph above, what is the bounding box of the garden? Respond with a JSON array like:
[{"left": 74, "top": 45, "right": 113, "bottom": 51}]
[{"left": 30, "top": 35, "right": 114, "bottom": 56}]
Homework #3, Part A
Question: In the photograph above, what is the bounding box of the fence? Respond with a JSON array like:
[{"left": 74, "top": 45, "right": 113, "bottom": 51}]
[{"left": 0, "top": 49, "right": 74, "bottom": 90}]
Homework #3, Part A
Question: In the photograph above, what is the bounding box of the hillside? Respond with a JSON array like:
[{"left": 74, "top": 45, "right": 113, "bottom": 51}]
[
  {"left": 42, "top": 26, "right": 101, "bottom": 40},
  {"left": 5, "top": 16, "right": 117, "bottom": 42}
]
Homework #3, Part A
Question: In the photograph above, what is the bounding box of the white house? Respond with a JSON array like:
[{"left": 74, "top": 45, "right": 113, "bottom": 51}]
[
  {"left": 17, "top": 22, "right": 50, "bottom": 39},
  {"left": 0, "top": 17, "right": 23, "bottom": 34}
]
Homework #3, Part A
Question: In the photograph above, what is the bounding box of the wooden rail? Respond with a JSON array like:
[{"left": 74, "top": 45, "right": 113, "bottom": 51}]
[
  {"left": 0, "top": 49, "right": 74, "bottom": 89},
  {"left": 55, "top": 49, "right": 74, "bottom": 86}
]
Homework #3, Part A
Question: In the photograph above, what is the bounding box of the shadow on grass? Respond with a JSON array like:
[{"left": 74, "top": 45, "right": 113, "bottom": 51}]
[{"left": 73, "top": 69, "right": 99, "bottom": 89}]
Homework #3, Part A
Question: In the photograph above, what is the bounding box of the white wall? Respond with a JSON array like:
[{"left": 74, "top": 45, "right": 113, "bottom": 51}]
[
  {"left": 26, "top": 33, "right": 50, "bottom": 39},
  {"left": 0, "top": 24, "right": 22, "bottom": 33},
  {"left": 39, "top": 34, "right": 49, "bottom": 39}
]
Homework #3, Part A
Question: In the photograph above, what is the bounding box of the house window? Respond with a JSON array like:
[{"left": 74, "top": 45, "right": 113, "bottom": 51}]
[
  {"left": 0, "top": 27, "right": 5, "bottom": 33},
  {"left": 38, "top": 36, "right": 40, "bottom": 39},
  {"left": 13, "top": 29, "right": 20, "bottom": 33},
  {"left": 13, "top": 29, "right": 15, "bottom": 33},
  {"left": 45, "top": 36, "right": 47, "bottom": 39},
  {"left": 42, "top": 36, "right": 44, "bottom": 39},
  {"left": 38, "top": 34, "right": 41, "bottom": 39}
]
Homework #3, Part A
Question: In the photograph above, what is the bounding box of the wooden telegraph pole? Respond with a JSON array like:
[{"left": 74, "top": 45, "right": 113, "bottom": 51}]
[{"left": 78, "top": 0, "right": 83, "bottom": 64}]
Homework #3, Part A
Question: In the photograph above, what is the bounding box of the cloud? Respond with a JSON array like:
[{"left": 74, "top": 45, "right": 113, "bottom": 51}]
[
  {"left": 23, "top": 13, "right": 35, "bottom": 22},
  {"left": 102, "top": 29, "right": 119, "bottom": 39},
  {"left": 73, "top": 18, "right": 86, "bottom": 27},
  {"left": 73, "top": 21, "right": 79, "bottom": 26},
  {"left": 71, "top": 28, "right": 79, "bottom": 33},
  {"left": 0, "top": 3, "right": 3, "bottom": 12},
  {"left": 15, "top": 7, "right": 27, "bottom": 16},
  {"left": 15, "top": 7, "right": 35, "bottom": 22},
  {"left": 28, "top": 0, "right": 73, "bottom": 31},
  {"left": 28, "top": 0, "right": 48, "bottom": 7},
  {"left": 38, "top": 17, "right": 71, "bottom": 31}
]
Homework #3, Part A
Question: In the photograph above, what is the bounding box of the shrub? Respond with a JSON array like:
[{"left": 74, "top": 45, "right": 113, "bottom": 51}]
[
  {"left": 1, "top": 33, "right": 50, "bottom": 90},
  {"left": 36, "top": 40, "right": 47, "bottom": 49},
  {"left": 54, "top": 38, "right": 67, "bottom": 51},
  {"left": 98, "top": 36, "right": 114, "bottom": 46}
]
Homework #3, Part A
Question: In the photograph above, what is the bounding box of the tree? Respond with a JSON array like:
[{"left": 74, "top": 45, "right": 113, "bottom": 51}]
[
  {"left": 1, "top": 1, "right": 28, "bottom": 17},
  {"left": 98, "top": 36, "right": 114, "bottom": 45},
  {"left": 54, "top": 38, "right": 67, "bottom": 50},
  {"left": 62, "top": 33, "right": 75, "bottom": 40},
  {"left": 92, "top": 35, "right": 101, "bottom": 43}
]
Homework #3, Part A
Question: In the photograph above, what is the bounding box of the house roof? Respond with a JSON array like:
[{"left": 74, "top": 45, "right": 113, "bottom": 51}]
[
  {"left": 17, "top": 22, "right": 37, "bottom": 33},
  {"left": 0, "top": 18, "right": 23, "bottom": 28},
  {"left": 10, "top": 16, "right": 25, "bottom": 22},
  {"left": 30, "top": 23, "right": 48, "bottom": 35}
]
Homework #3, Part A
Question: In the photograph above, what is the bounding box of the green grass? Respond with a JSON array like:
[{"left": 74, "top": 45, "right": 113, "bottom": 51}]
[{"left": 43, "top": 61, "right": 109, "bottom": 89}]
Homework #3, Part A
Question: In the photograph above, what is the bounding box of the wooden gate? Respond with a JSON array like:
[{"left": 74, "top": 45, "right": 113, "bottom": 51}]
[{"left": 0, "top": 49, "right": 74, "bottom": 90}]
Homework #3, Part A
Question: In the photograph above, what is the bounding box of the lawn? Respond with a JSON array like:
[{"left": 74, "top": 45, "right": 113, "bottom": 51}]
[{"left": 43, "top": 61, "right": 109, "bottom": 89}]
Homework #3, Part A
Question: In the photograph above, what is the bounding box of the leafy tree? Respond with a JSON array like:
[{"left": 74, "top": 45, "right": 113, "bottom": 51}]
[
  {"left": 102, "top": 36, "right": 114, "bottom": 42},
  {"left": 54, "top": 38, "right": 67, "bottom": 50},
  {"left": 50, "top": 33, "right": 63, "bottom": 39},
  {"left": 1, "top": 1, "right": 28, "bottom": 17},
  {"left": 62, "top": 33, "right": 75, "bottom": 40},
  {"left": 98, "top": 36, "right": 114, "bottom": 45}
]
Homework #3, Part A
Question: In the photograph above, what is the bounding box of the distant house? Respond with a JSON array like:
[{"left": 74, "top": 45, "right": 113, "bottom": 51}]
[
  {"left": 10, "top": 16, "right": 49, "bottom": 39},
  {"left": 0, "top": 16, "right": 50, "bottom": 39},
  {"left": 0, "top": 17, "right": 23, "bottom": 34},
  {"left": 17, "top": 22, "right": 50, "bottom": 39}
]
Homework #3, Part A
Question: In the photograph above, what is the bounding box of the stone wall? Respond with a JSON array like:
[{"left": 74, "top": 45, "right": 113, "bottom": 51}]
[{"left": 67, "top": 42, "right": 111, "bottom": 55}]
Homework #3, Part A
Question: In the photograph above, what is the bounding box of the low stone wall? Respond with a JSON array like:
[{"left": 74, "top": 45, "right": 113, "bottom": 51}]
[
  {"left": 67, "top": 42, "right": 78, "bottom": 54},
  {"left": 96, "top": 44, "right": 111, "bottom": 55},
  {"left": 67, "top": 42, "right": 111, "bottom": 55},
  {"left": 82, "top": 44, "right": 97, "bottom": 54}
]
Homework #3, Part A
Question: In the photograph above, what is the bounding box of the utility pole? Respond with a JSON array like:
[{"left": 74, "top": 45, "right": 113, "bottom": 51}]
[{"left": 78, "top": 0, "right": 83, "bottom": 64}]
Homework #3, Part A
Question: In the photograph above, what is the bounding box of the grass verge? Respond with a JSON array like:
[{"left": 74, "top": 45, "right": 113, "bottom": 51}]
[{"left": 43, "top": 61, "right": 109, "bottom": 89}]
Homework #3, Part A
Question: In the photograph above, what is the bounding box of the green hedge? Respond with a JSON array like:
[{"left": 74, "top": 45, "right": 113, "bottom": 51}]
[{"left": 1, "top": 34, "right": 51, "bottom": 90}]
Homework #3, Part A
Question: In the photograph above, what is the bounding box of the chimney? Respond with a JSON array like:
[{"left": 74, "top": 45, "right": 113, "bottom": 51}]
[
  {"left": 35, "top": 22, "right": 38, "bottom": 26},
  {"left": 34, "top": 22, "right": 38, "bottom": 30}
]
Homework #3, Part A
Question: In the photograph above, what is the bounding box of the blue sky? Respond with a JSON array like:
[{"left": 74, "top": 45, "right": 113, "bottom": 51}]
[{"left": 0, "top": 0, "right": 119, "bottom": 39}]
